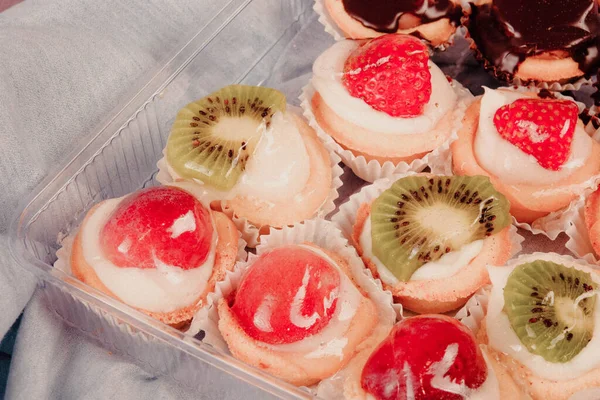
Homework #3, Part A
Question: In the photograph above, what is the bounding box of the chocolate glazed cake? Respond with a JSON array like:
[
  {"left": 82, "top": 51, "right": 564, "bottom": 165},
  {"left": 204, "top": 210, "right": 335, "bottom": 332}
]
[
  {"left": 465, "top": 0, "right": 600, "bottom": 84},
  {"left": 341, "top": 0, "right": 462, "bottom": 34}
]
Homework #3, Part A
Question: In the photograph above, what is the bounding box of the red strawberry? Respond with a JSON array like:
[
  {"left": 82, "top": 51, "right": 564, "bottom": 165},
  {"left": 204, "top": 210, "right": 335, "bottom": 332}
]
[
  {"left": 231, "top": 246, "right": 340, "bottom": 345},
  {"left": 100, "top": 186, "right": 213, "bottom": 270},
  {"left": 360, "top": 315, "right": 488, "bottom": 400},
  {"left": 342, "top": 34, "right": 432, "bottom": 118},
  {"left": 493, "top": 98, "right": 579, "bottom": 170}
]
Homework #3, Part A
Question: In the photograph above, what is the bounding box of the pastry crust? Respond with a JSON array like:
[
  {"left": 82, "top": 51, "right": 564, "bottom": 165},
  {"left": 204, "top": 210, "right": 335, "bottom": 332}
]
[
  {"left": 217, "top": 244, "right": 379, "bottom": 386},
  {"left": 311, "top": 92, "right": 455, "bottom": 164},
  {"left": 71, "top": 206, "right": 239, "bottom": 326},
  {"left": 452, "top": 99, "right": 600, "bottom": 223},
  {"left": 324, "top": 0, "right": 457, "bottom": 46},
  {"left": 516, "top": 52, "right": 585, "bottom": 83},
  {"left": 585, "top": 188, "right": 600, "bottom": 257},
  {"left": 221, "top": 114, "right": 332, "bottom": 229},
  {"left": 352, "top": 202, "right": 513, "bottom": 314},
  {"left": 479, "top": 321, "right": 600, "bottom": 400}
]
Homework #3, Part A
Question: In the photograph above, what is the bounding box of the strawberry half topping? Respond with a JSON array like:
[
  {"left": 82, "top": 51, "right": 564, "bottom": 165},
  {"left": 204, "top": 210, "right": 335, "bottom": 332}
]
[
  {"left": 342, "top": 34, "right": 432, "bottom": 118},
  {"left": 493, "top": 98, "right": 579, "bottom": 170},
  {"left": 361, "top": 315, "right": 488, "bottom": 400},
  {"left": 100, "top": 186, "right": 213, "bottom": 270},
  {"left": 231, "top": 246, "right": 341, "bottom": 345}
]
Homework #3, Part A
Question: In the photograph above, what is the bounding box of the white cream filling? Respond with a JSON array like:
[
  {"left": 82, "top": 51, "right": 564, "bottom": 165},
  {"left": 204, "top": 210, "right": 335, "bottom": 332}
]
[
  {"left": 80, "top": 188, "right": 217, "bottom": 313},
  {"left": 167, "top": 111, "right": 311, "bottom": 204},
  {"left": 358, "top": 216, "right": 483, "bottom": 285},
  {"left": 256, "top": 245, "right": 364, "bottom": 359},
  {"left": 311, "top": 40, "right": 457, "bottom": 134},
  {"left": 486, "top": 253, "right": 600, "bottom": 381},
  {"left": 474, "top": 88, "right": 592, "bottom": 186}
]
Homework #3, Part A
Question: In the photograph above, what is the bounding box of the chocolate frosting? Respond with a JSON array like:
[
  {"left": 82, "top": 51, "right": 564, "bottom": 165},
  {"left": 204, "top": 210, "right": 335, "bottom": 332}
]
[
  {"left": 341, "top": 0, "right": 461, "bottom": 34},
  {"left": 467, "top": 0, "right": 600, "bottom": 81}
]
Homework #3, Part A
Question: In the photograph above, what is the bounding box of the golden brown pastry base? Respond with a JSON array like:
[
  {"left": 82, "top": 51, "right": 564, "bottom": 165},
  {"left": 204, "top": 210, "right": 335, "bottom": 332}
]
[
  {"left": 324, "top": 0, "right": 457, "bottom": 46},
  {"left": 311, "top": 92, "right": 455, "bottom": 164}
]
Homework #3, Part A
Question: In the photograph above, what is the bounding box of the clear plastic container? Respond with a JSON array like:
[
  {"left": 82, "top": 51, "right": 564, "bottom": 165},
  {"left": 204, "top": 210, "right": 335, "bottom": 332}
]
[{"left": 8, "top": 0, "right": 331, "bottom": 398}]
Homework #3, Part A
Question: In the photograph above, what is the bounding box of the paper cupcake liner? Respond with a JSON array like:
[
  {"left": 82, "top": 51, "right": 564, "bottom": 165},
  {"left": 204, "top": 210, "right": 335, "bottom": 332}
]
[
  {"left": 313, "top": 0, "right": 461, "bottom": 51},
  {"left": 565, "top": 189, "right": 600, "bottom": 264},
  {"left": 53, "top": 210, "right": 248, "bottom": 328},
  {"left": 156, "top": 108, "right": 345, "bottom": 248},
  {"left": 454, "top": 286, "right": 490, "bottom": 335},
  {"left": 313, "top": 0, "right": 345, "bottom": 42},
  {"left": 461, "top": 15, "right": 594, "bottom": 91},
  {"left": 300, "top": 79, "right": 473, "bottom": 183},
  {"left": 330, "top": 172, "right": 524, "bottom": 312},
  {"left": 185, "top": 218, "right": 398, "bottom": 395}
]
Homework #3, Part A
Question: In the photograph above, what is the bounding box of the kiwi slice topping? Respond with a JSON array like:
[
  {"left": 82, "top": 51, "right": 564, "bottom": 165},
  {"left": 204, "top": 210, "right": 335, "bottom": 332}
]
[
  {"left": 504, "top": 260, "right": 596, "bottom": 363},
  {"left": 370, "top": 175, "right": 510, "bottom": 281},
  {"left": 166, "top": 85, "right": 286, "bottom": 191}
]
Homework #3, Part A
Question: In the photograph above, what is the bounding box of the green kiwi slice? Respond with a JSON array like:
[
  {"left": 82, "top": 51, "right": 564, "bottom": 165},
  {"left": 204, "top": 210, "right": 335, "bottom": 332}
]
[
  {"left": 370, "top": 175, "right": 510, "bottom": 281},
  {"left": 504, "top": 260, "right": 596, "bottom": 363},
  {"left": 166, "top": 85, "right": 286, "bottom": 191}
]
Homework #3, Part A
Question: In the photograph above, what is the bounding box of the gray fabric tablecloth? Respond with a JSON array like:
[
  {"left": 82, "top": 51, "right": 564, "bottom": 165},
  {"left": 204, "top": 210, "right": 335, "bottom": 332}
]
[{"left": 0, "top": 0, "right": 577, "bottom": 399}]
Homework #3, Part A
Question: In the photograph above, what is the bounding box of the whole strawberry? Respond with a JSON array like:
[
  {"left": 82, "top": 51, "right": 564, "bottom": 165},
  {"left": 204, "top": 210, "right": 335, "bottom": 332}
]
[
  {"left": 493, "top": 98, "right": 579, "bottom": 170},
  {"left": 342, "top": 34, "right": 432, "bottom": 118}
]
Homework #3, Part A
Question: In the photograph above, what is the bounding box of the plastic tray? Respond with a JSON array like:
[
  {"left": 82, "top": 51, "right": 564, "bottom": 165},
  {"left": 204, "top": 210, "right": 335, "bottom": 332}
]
[{"left": 8, "top": 0, "right": 336, "bottom": 398}]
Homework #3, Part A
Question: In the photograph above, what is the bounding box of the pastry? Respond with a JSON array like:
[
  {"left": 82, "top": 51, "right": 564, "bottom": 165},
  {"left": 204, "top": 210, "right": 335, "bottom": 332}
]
[
  {"left": 322, "top": 0, "right": 462, "bottom": 46},
  {"left": 70, "top": 182, "right": 239, "bottom": 327},
  {"left": 452, "top": 87, "right": 600, "bottom": 225},
  {"left": 341, "top": 314, "right": 522, "bottom": 399},
  {"left": 465, "top": 0, "right": 600, "bottom": 85},
  {"left": 217, "top": 243, "right": 382, "bottom": 386},
  {"left": 341, "top": 173, "right": 516, "bottom": 314},
  {"left": 483, "top": 253, "right": 600, "bottom": 399},
  {"left": 159, "top": 84, "right": 339, "bottom": 246},
  {"left": 306, "top": 33, "right": 466, "bottom": 181}
]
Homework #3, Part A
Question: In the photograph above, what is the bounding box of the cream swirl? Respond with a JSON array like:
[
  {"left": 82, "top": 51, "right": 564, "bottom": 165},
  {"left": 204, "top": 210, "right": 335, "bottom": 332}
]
[
  {"left": 474, "top": 88, "right": 592, "bottom": 186},
  {"left": 311, "top": 40, "right": 457, "bottom": 134}
]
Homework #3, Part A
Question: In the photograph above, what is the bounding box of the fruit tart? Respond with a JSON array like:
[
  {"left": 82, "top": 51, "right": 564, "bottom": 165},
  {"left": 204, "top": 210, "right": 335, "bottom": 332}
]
[
  {"left": 303, "top": 33, "right": 470, "bottom": 182},
  {"left": 158, "top": 84, "right": 341, "bottom": 247},
  {"left": 68, "top": 182, "right": 240, "bottom": 327},
  {"left": 483, "top": 253, "right": 600, "bottom": 399},
  {"left": 215, "top": 220, "right": 395, "bottom": 387},
  {"left": 452, "top": 87, "right": 600, "bottom": 229},
  {"left": 322, "top": 314, "right": 521, "bottom": 399},
  {"left": 333, "top": 173, "right": 519, "bottom": 314},
  {"left": 319, "top": 0, "right": 462, "bottom": 47},
  {"left": 464, "top": 0, "right": 600, "bottom": 86}
]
